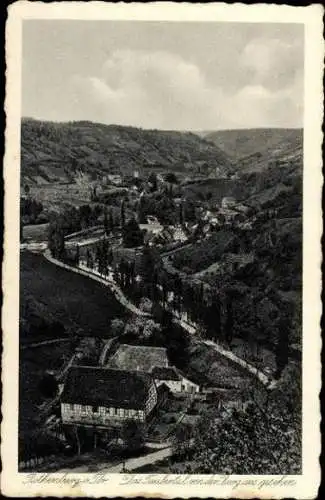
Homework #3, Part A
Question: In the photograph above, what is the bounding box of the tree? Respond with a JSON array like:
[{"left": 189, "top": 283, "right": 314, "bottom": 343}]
[
  {"left": 38, "top": 373, "right": 58, "bottom": 399},
  {"left": 75, "top": 245, "right": 80, "bottom": 266},
  {"left": 104, "top": 208, "right": 109, "bottom": 236},
  {"left": 121, "top": 421, "right": 145, "bottom": 452},
  {"left": 79, "top": 204, "right": 92, "bottom": 229},
  {"left": 110, "top": 318, "right": 124, "bottom": 337},
  {"left": 48, "top": 219, "right": 65, "bottom": 259},
  {"left": 86, "top": 249, "right": 94, "bottom": 269},
  {"left": 120, "top": 200, "right": 126, "bottom": 229},
  {"left": 224, "top": 293, "right": 234, "bottom": 344},
  {"left": 189, "top": 364, "right": 302, "bottom": 475},
  {"left": 123, "top": 218, "right": 144, "bottom": 248},
  {"left": 179, "top": 202, "right": 184, "bottom": 225},
  {"left": 109, "top": 209, "right": 114, "bottom": 232},
  {"left": 173, "top": 423, "right": 194, "bottom": 458},
  {"left": 90, "top": 185, "right": 98, "bottom": 202},
  {"left": 137, "top": 196, "right": 147, "bottom": 224},
  {"left": 148, "top": 172, "right": 158, "bottom": 192},
  {"left": 183, "top": 200, "right": 196, "bottom": 222},
  {"left": 139, "top": 245, "right": 158, "bottom": 287},
  {"left": 124, "top": 317, "right": 161, "bottom": 342},
  {"left": 142, "top": 319, "right": 161, "bottom": 341},
  {"left": 138, "top": 297, "right": 153, "bottom": 314},
  {"left": 164, "top": 172, "right": 178, "bottom": 184}
]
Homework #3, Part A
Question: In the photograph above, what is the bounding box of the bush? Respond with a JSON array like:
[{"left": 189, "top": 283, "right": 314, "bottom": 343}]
[
  {"left": 138, "top": 297, "right": 153, "bottom": 314},
  {"left": 110, "top": 318, "right": 125, "bottom": 337}
]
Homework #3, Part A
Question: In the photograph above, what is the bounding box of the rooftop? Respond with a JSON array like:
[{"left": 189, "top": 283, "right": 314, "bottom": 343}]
[
  {"left": 107, "top": 344, "right": 169, "bottom": 373},
  {"left": 151, "top": 366, "right": 181, "bottom": 381},
  {"left": 61, "top": 366, "right": 153, "bottom": 409}
]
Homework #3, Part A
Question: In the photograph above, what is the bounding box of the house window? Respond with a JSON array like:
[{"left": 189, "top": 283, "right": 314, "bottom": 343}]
[
  {"left": 93, "top": 405, "right": 98, "bottom": 413},
  {"left": 69, "top": 404, "right": 74, "bottom": 411}
]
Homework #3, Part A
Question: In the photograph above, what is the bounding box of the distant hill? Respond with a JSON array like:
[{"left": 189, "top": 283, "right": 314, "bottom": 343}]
[
  {"left": 21, "top": 118, "right": 231, "bottom": 185},
  {"left": 200, "top": 128, "right": 303, "bottom": 163}
]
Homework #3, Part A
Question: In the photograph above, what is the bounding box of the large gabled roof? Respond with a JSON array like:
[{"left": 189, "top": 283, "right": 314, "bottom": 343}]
[
  {"left": 151, "top": 366, "right": 181, "bottom": 381},
  {"left": 61, "top": 365, "right": 153, "bottom": 409},
  {"left": 106, "top": 344, "right": 169, "bottom": 373}
]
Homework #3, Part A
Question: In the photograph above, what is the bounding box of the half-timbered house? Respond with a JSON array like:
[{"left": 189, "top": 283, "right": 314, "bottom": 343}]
[{"left": 61, "top": 366, "right": 157, "bottom": 428}]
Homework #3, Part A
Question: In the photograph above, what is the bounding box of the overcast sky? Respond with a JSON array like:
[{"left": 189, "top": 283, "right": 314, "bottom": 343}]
[{"left": 22, "top": 21, "right": 304, "bottom": 130}]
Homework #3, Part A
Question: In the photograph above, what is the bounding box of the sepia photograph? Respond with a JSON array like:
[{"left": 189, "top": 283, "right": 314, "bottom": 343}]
[{"left": 2, "top": 2, "right": 323, "bottom": 498}]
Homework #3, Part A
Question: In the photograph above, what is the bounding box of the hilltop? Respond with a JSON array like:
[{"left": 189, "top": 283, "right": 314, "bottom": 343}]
[
  {"left": 21, "top": 118, "right": 231, "bottom": 185},
  {"left": 200, "top": 128, "right": 302, "bottom": 164}
]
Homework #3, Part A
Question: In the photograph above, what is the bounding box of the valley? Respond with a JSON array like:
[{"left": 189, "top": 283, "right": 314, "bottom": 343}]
[{"left": 19, "top": 119, "right": 302, "bottom": 474}]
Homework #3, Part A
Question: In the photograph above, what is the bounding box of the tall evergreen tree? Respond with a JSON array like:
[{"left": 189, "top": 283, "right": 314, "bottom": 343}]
[
  {"left": 109, "top": 208, "right": 114, "bottom": 232},
  {"left": 48, "top": 219, "right": 65, "bottom": 259},
  {"left": 179, "top": 202, "right": 184, "bottom": 225},
  {"left": 103, "top": 208, "right": 109, "bottom": 236},
  {"left": 75, "top": 245, "right": 80, "bottom": 266},
  {"left": 137, "top": 196, "right": 147, "bottom": 224},
  {"left": 120, "top": 200, "right": 126, "bottom": 229},
  {"left": 224, "top": 292, "right": 234, "bottom": 344},
  {"left": 86, "top": 249, "right": 94, "bottom": 269}
]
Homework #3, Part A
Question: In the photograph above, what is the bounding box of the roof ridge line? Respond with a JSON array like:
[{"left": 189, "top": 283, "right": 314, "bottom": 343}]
[{"left": 119, "top": 343, "right": 167, "bottom": 351}]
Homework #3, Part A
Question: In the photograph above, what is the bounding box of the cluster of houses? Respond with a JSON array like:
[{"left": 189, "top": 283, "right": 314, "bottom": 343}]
[
  {"left": 140, "top": 215, "right": 189, "bottom": 247},
  {"left": 60, "top": 344, "right": 199, "bottom": 430},
  {"left": 200, "top": 197, "right": 254, "bottom": 232}
]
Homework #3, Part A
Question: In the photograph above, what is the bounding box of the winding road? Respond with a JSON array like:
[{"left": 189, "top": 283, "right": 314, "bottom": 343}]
[
  {"left": 42, "top": 248, "right": 275, "bottom": 389},
  {"left": 21, "top": 235, "right": 276, "bottom": 389}
]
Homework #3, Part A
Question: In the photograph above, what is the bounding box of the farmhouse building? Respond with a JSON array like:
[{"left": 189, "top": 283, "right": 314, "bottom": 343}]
[
  {"left": 61, "top": 366, "right": 157, "bottom": 428},
  {"left": 172, "top": 225, "right": 188, "bottom": 243},
  {"left": 221, "top": 197, "right": 236, "bottom": 209},
  {"left": 152, "top": 366, "right": 200, "bottom": 394},
  {"left": 106, "top": 344, "right": 169, "bottom": 373},
  {"left": 105, "top": 344, "right": 200, "bottom": 395}
]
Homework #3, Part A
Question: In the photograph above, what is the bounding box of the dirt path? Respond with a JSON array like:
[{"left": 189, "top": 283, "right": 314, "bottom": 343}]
[
  {"left": 42, "top": 251, "right": 276, "bottom": 389},
  {"left": 21, "top": 338, "right": 71, "bottom": 350},
  {"left": 106, "top": 446, "right": 173, "bottom": 472},
  {"left": 43, "top": 251, "right": 150, "bottom": 317},
  {"left": 176, "top": 317, "right": 272, "bottom": 387}
]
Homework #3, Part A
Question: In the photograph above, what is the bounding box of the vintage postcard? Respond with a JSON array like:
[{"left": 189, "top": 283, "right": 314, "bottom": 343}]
[{"left": 2, "top": 1, "right": 323, "bottom": 498}]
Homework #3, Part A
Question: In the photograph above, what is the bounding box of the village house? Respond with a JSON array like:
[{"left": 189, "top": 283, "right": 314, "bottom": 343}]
[
  {"left": 221, "top": 196, "right": 236, "bottom": 209},
  {"left": 146, "top": 215, "right": 160, "bottom": 225},
  {"left": 106, "top": 344, "right": 200, "bottom": 395},
  {"left": 172, "top": 225, "right": 188, "bottom": 243},
  {"left": 107, "top": 174, "right": 122, "bottom": 186},
  {"left": 151, "top": 366, "right": 200, "bottom": 394},
  {"left": 61, "top": 366, "right": 158, "bottom": 428},
  {"left": 139, "top": 222, "right": 163, "bottom": 236}
]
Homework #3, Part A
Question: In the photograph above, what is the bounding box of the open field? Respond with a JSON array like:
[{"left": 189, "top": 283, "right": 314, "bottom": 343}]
[
  {"left": 28, "top": 183, "right": 92, "bottom": 211},
  {"left": 20, "top": 251, "right": 128, "bottom": 342},
  {"left": 19, "top": 251, "right": 129, "bottom": 462}
]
